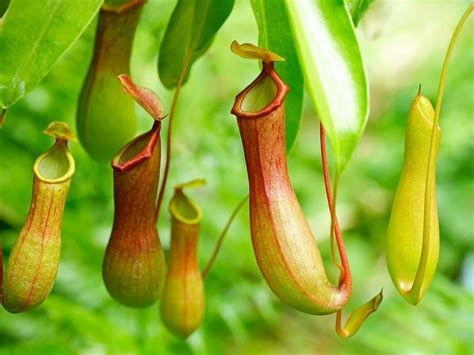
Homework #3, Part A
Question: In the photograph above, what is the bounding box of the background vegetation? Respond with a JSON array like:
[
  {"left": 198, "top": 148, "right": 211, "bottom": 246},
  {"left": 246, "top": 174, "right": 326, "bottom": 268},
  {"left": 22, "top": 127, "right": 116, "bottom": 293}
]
[{"left": 0, "top": 0, "right": 473, "bottom": 354}]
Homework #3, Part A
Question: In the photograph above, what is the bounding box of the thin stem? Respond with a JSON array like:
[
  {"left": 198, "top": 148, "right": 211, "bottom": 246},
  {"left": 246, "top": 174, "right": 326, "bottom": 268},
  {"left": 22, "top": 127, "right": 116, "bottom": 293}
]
[
  {"left": 0, "top": 109, "right": 6, "bottom": 128},
  {"left": 412, "top": 3, "right": 473, "bottom": 298},
  {"left": 0, "top": 238, "right": 3, "bottom": 303},
  {"left": 154, "top": 51, "right": 194, "bottom": 223},
  {"left": 433, "top": 4, "right": 473, "bottom": 129},
  {"left": 336, "top": 309, "right": 344, "bottom": 336},
  {"left": 202, "top": 195, "right": 249, "bottom": 279},
  {"left": 320, "top": 123, "right": 350, "bottom": 286},
  {"left": 329, "top": 175, "right": 343, "bottom": 273}
]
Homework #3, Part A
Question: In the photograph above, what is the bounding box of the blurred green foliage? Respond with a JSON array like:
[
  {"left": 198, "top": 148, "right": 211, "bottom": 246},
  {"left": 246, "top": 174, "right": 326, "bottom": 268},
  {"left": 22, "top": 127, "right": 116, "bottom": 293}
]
[{"left": 0, "top": 1, "right": 473, "bottom": 354}]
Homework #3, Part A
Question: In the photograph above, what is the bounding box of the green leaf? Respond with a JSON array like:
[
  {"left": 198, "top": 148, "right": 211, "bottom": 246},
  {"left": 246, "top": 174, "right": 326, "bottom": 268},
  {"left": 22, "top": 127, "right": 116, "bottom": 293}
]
[
  {"left": 0, "top": 0, "right": 101, "bottom": 111},
  {"left": 345, "top": 0, "right": 375, "bottom": 26},
  {"left": 250, "top": 0, "right": 304, "bottom": 153},
  {"left": 158, "top": 0, "right": 235, "bottom": 89},
  {"left": 0, "top": 0, "right": 9, "bottom": 17},
  {"left": 285, "top": 0, "right": 369, "bottom": 172}
]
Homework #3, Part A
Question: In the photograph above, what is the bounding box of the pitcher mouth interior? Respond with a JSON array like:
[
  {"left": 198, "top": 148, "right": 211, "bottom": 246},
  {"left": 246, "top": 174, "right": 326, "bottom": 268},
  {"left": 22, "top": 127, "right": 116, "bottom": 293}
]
[
  {"left": 231, "top": 62, "right": 289, "bottom": 119},
  {"left": 34, "top": 141, "right": 75, "bottom": 183},
  {"left": 112, "top": 122, "right": 160, "bottom": 172},
  {"left": 169, "top": 190, "right": 202, "bottom": 225}
]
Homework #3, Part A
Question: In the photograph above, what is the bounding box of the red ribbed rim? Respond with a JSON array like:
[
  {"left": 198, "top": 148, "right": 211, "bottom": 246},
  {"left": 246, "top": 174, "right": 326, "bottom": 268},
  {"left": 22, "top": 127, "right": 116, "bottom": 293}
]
[
  {"left": 231, "top": 62, "right": 289, "bottom": 119},
  {"left": 112, "top": 121, "right": 160, "bottom": 172}
]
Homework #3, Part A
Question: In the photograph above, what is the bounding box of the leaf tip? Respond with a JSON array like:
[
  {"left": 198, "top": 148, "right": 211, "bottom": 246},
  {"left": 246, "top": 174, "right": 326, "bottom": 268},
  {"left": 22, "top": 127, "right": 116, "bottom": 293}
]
[{"left": 374, "top": 288, "right": 384, "bottom": 309}]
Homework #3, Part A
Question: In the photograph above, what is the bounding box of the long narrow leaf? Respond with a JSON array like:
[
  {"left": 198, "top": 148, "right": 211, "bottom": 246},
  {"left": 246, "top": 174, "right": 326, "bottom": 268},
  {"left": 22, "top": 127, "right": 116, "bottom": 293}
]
[
  {"left": 251, "top": 0, "right": 304, "bottom": 153},
  {"left": 158, "top": 0, "right": 234, "bottom": 89},
  {"left": 286, "top": 0, "right": 369, "bottom": 172},
  {"left": 0, "top": 0, "right": 102, "bottom": 111}
]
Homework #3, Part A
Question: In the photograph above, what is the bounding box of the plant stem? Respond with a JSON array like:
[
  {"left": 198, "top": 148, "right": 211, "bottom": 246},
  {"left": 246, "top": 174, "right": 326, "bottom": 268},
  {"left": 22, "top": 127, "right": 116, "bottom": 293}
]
[
  {"left": 0, "top": 238, "right": 3, "bottom": 303},
  {"left": 319, "top": 123, "right": 343, "bottom": 272},
  {"left": 320, "top": 122, "right": 383, "bottom": 337},
  {"left": 0, "top": 109, "right": 6, "bottom": 128},
  {"left": 154, "top": 51, "right": 194, "bottom": 223},
  {"left": 329, "top": 175, "right": 342, "bottom": 273},
  {"left": 320, "top": 123, "right": 347, "bottom": 334},
  {"left": 202, "top": 195, "right": 249, "bottom": 279},
  {"left": 320, "top": 123, "right": 350, "bottom": 286},
  {"left": 413, "top": 3, "right": 473, "bottom": 297}
]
